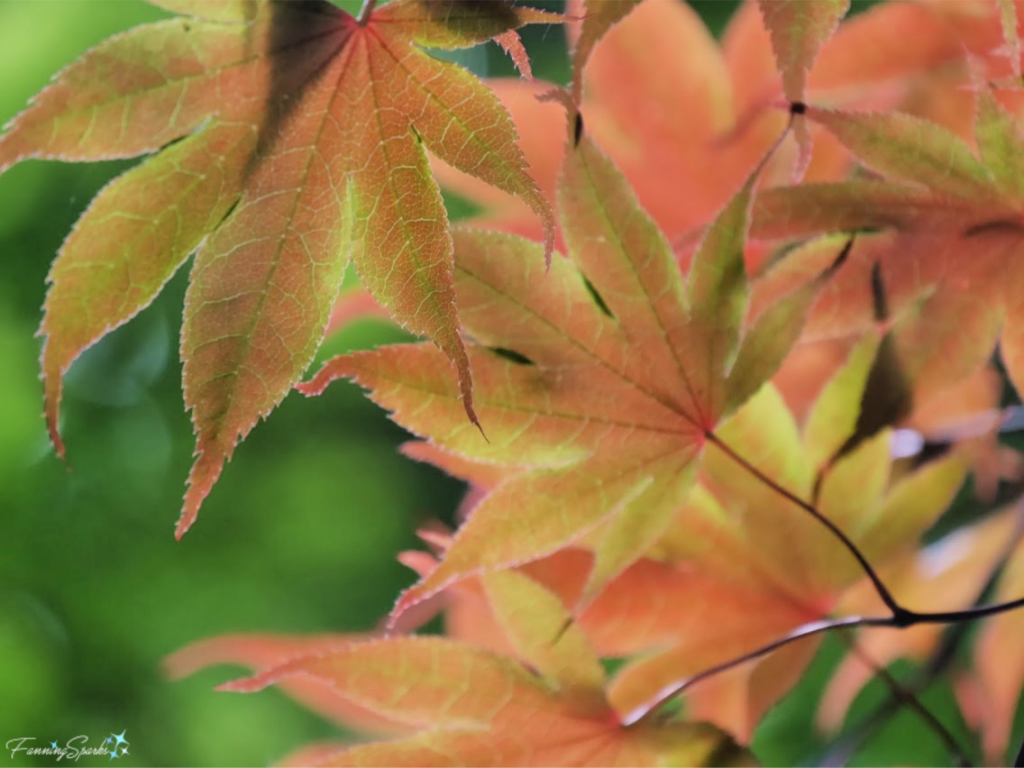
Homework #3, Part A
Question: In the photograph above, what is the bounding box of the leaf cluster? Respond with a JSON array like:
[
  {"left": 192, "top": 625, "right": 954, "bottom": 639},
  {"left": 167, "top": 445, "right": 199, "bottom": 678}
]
[{"left": 9, "top": 0, "right": 1024, "bottom": 765}]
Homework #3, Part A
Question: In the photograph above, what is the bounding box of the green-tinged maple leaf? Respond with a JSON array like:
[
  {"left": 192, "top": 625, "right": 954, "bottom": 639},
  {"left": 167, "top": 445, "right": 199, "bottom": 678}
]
[
  {"left": 179, "top": 356, "right": 968, "bottom": 748},
  {"left": 217, "top": 571, "right": 753, "bottom": 767},
  {"left": 743, "top": 95, "right": 1024, "bottom": 415},
  {"left": 300, "top": 135, "right": 838, "bottom": 618},
  {"left": 0, "top": 0, "right": 557, "bottom": 537},
  {"left": 164, "top": 632, "right": 404, "bottom": 736},
  {"left": 604, "top": 356, "right": 965, "bottom": 740},
  {"left": 998, "top": 0, "right": 1022, "bottom": 80}
]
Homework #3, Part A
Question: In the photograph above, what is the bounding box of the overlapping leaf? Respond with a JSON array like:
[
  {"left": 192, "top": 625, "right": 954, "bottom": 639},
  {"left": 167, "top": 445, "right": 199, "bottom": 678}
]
[
  {"left": 213, "top": 571, "right": 751, "bottom": 767},
  {"left": 301, "top": 135, "right": 828, "bottom": 618},
  {"left": 0, "top": 0, "right": 557, "bottom": 535},
  {"left": 957, "top": 528, "right": 1024, "bottom": 763},
  {"left": 757, "top": 0, "right": 850, "bottom": 107},
  {"left": 756, "top": 0, "right": 849, "bottom": 177},
  {"left": 603, "top": 364, "right": 965, "bottom": 740},
  {"left": 748, "top": 94, "right": 1024, "bottom": 409},
  {"left": 164, "top": 631, "right": 404, "bottom": 736},
  {"left": 819, "top": 507, "right": 1023, "bottom": 739},
  {"left": 294, "top": 344, "right": 966, "bottom": 745},
  {"left": 434, "top": 0, "right": 1016, "bottom": 256}
]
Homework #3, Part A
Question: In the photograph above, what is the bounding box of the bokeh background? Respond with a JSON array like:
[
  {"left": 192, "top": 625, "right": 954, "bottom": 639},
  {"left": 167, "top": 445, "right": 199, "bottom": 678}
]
[{"left": 0, "top": 1, "right": 1014, "bottom": 766}]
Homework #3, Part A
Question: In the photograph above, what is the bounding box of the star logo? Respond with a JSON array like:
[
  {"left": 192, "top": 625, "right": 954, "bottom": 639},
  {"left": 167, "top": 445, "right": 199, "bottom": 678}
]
[
  {"left": 108, "top": 748, "right": 118, "bottom": 760},
  {"left": 50, "top": 742, "right": 58, "bottom": 750},
  {"left": 110, "top": 732, "right": 129, "bottom": 750},
  {"left": 120, "top": 747, "right": 129, "bottom": 756}
]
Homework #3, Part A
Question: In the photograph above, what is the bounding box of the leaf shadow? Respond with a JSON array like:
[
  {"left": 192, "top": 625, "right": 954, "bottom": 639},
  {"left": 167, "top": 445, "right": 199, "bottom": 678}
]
[{"left": 246, "top": 0, "right": 355, "bottom": 178}]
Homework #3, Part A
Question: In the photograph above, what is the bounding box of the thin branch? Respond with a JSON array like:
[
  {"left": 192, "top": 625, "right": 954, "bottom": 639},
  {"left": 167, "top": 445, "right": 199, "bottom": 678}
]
[
  {"left": 628, "top": 582, "right": 1024, "bottom": 730},
  {"left": 836, "top": 629, "right": 973, "bottom": 766},
  {"left": 679, "top": 436, "right": 1024, "bottom": 763},
  {"left": 694, "top": 421, "right": 1024, "bottom": 766},
  {"left": 903, "top": 594, "right": 1024, "bottom": 624},
  {"left": 818, "top": 501, "right": 1024, "bottom": 765},
  {"left": 706, "top": 432, "right": 906, "bottom": 617},
  {"left": 819, "top": 686, "right": 970, "bottom": 768},
  {"left": 620, "top": 615, "right": 889, "bottom": 726},
  {"left": 357, "top": 0, "right": 377, "bottom": 25},
  {"left": 901, "top": 501, "right": 1024, "bottom": 627}
]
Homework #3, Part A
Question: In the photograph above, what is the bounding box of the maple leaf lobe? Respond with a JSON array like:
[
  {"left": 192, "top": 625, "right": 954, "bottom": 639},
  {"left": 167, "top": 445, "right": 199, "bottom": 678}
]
[{"left": 0, "top": 0, "right": 560, "bottom": 537}]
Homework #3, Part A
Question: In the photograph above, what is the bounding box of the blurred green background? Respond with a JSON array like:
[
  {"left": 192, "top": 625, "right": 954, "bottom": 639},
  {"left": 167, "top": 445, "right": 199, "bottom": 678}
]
[{"left": 0, "top": 1, "right": 1015, "bottom": 766}]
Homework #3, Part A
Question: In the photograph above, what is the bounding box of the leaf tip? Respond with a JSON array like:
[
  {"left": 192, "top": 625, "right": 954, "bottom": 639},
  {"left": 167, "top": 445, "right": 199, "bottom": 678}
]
[
  {"left": 494, "top": 30, "right": 535, "bottom": 81},
  {"left": 296, "top": 356, "right": 354, "bottom": 397},
  {"left": 175, "top": 506, "right": 197, "bottom": 541},
  {"left": 44, "top": 406, "right": 67, "bottom": 462},
  {"left": 177, "top": 451, "right": 223, "bottom": 539},
  {"left": 388, "top": 583, "right": 433, "bottom": 630},
  {"left": 216, "top": 674, "right": 270, "bottom": 694},
  {"left": 40, "top": 343, "right": 69, "bottom": 460}
]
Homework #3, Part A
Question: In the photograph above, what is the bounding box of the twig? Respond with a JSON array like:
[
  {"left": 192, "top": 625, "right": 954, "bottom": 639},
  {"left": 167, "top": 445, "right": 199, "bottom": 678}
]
[
  {"left": 817, "top": 500, "right": 1024, "bottom": 765},
  {"left": 621, "top": 615, "right": 889, "bottom": 725},
  {"left": 705, "top": 433, "right": 1024, "bottom": 764},
  {"left": 836, "top": 629, "right": 973, "bottom": 766},
  {"left": 706, "top": 432, "right": 906, "bottom": 618},
  {"left": 357, "top": 0, "right": 377, "bottom": 25}
]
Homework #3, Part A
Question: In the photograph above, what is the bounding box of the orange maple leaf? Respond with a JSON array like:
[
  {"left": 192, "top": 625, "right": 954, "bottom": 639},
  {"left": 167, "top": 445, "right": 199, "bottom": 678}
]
[
  {"left": 435, "top": 0, "right": 1017, "bottom": 258},
  {"left": 301, "top": 133, "right": 838, "bottom": 624},
  {"left": 390, "top": 339, "right": 972, "bottom": 744},
  {"left": 596, "top": 354, "right": 965, "bottom": 741},
  {"left": 748, "top": 93, "right": 1024, "bottom": 414},
  {"left": 0, "top": 0, "right": 557, "bottom": 536},
  {"left": 213, "top": 570, "right": 754, "bottom": 767}
]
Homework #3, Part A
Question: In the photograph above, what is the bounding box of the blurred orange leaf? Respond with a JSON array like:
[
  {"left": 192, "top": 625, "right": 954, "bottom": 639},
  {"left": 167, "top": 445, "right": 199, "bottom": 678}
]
[{"left": 220, "top": 573, "right": 753, "bottom": 767}]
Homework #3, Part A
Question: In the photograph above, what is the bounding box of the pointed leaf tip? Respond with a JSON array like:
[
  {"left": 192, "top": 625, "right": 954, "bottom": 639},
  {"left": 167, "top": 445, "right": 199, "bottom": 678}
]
[
  {"left": 495, "top": 30, "right": 534, "bottom": 81},
  {"left": 9, "top": 0, "right": 561, "bottom": 536},
  {"left": 216, "top": 674, "right": 272, "bottom": 694},
  {"left": 998, "top": 0, "right": 1022, "bottom": 79},
  {"left": 177, "top": 450, "right": 225, "bottom": 539},
  {"left": 757, "top": 0, "right": 850, "bottom": 104},
  {"left": 43, "top": 386, "right": 67, "bottom": 462}
]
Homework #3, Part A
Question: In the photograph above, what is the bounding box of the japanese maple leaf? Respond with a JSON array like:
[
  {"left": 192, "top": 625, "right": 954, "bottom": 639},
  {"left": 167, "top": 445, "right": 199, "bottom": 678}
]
[
  {"left": 178, "top": 348, "right": 970, "bottom": 751},
  {"left": 745, "top": 92, "right": 1024, "bottom": 409},
  {"left": 217, "top": 570, "right": 753, "bottom": 767},
  {"left": 300, "top": 133, "right": 834, "bottom": 619},
  {"left": 392, "top": 529, "right": 832, "bottom": 745},
  {"left": 434, "top": 0, "right": 1015, "bottom": 258},
  {"left": 0, "top": 0, "right": 556, "bottom": 536},
  {"left": 600, "top": 343, "right": 966, "bottom": 742},
  {"left": 392, "top": 369, "right": 1017, "bottom": 720},
  {"left": 164, "top": 631, "right": 405, "bottom": 737}
]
